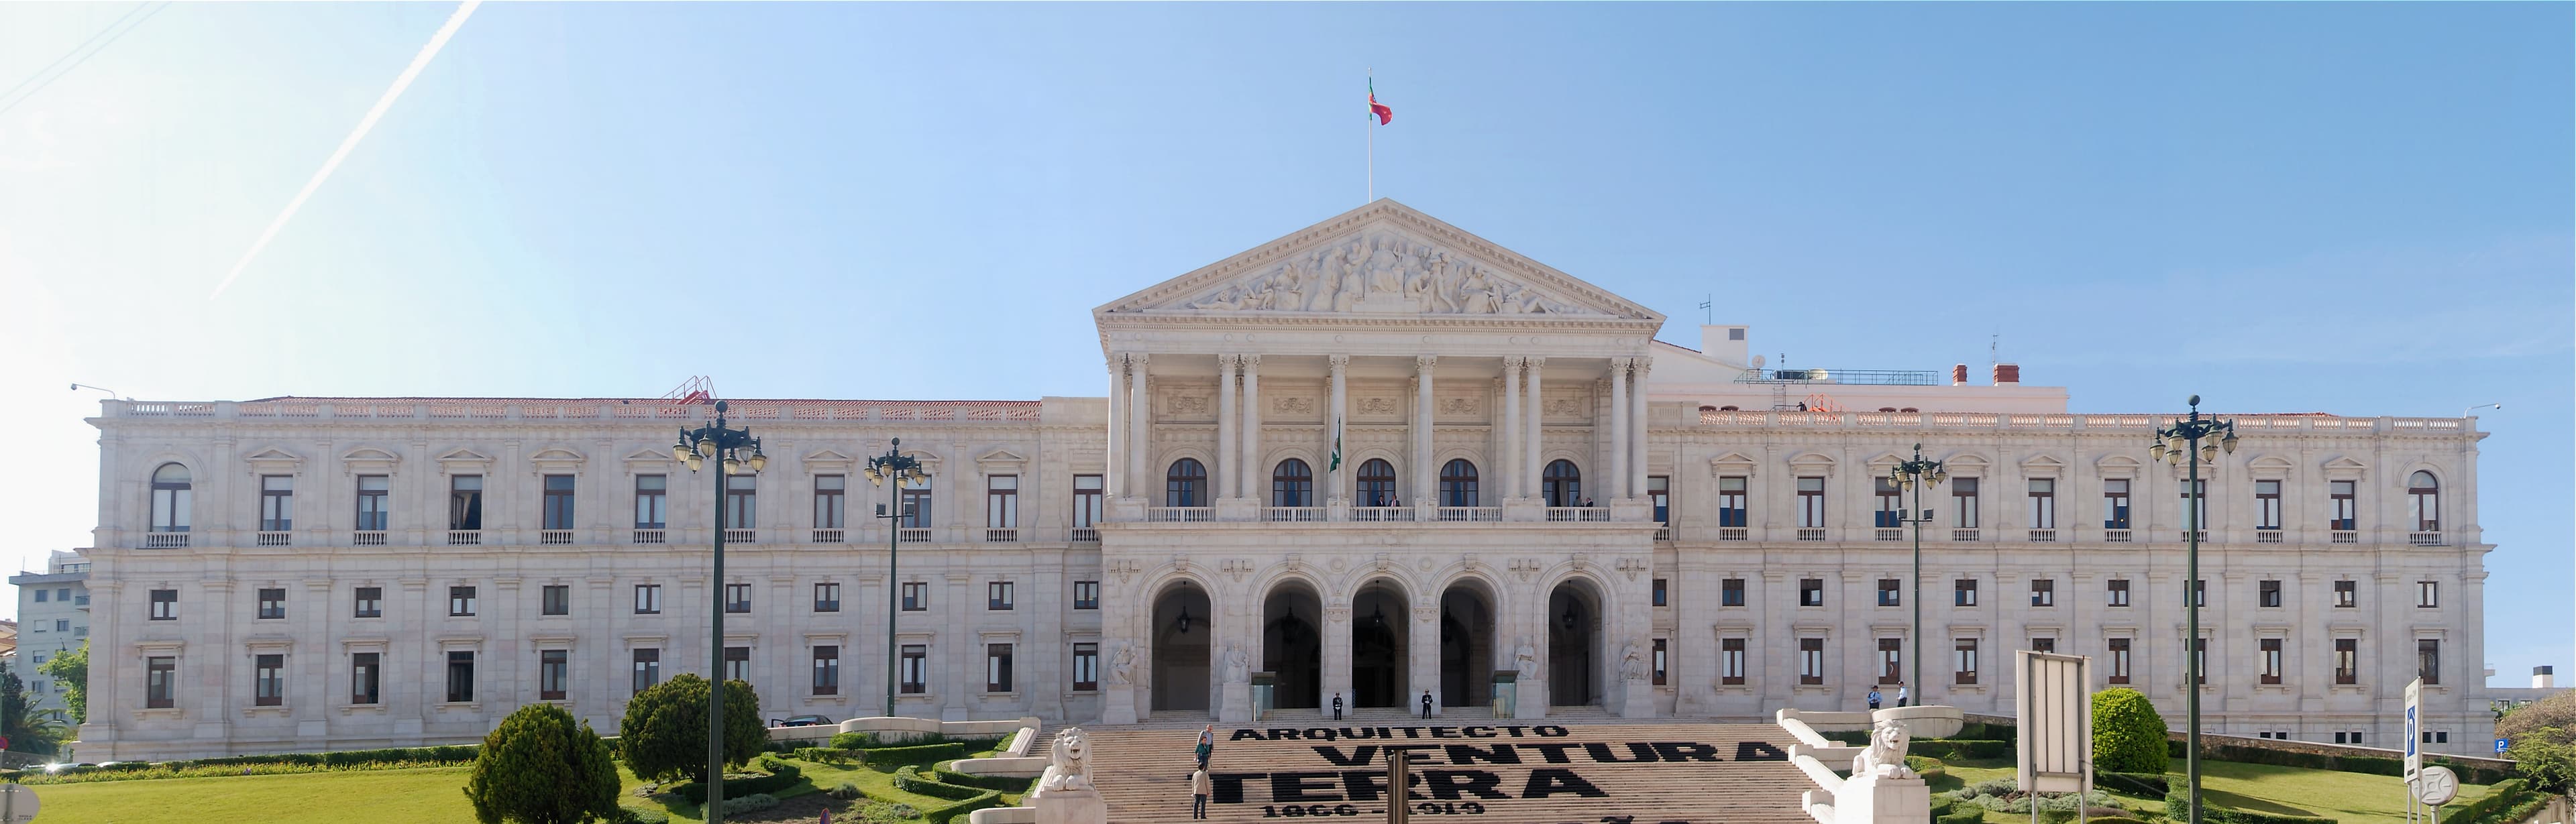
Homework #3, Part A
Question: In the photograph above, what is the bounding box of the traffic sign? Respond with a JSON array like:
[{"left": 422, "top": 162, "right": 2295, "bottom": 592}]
[
  {"left": 2497, "top": 738, "right": 2510, "bottom": 754},
  {"left": 0, "top": 782, "right": 38, "bottom": 823}
]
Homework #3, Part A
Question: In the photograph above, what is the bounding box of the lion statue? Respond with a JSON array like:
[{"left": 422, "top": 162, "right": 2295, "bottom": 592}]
[
  {"left": 1032, "top": 727, "right": 1095, "bottom": 797},
  {"left": 1848, "top": 719, "right": 1918, "bottom": 780}
]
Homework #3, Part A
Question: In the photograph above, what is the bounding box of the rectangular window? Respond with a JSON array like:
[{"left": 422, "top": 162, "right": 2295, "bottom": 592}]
[
  {"left": 1652, "top": 638, "right": 1668, "bottom": 686},
  {"left": 2194, "top": 579, "right": 2207, "bottom": 608},
  {"left": 30, "top": 590, "right": 42, "bottom": 603},
  {"left": 2329, "top": 480, "right": 2357, "bottom": 530},
  {"left": 147, "top": 656, "right": 177, "bottom": 708},
  {"left": 1796, "top": 477, "right": 1826, "bottom": 528},
  {"left": 254, "top": 654, "right": 286, "bottom": 706},
  {"left": 2418, "top": 581, "right": 2438, "bottom": 608},
  {"left": 2259, "top": 580, "right": 2282, "bottom": 608},
  {"left": 260, "top": 475, "right": 294, "bottom": 531},
  {"left": 2103, "top": 479, "right": 2131, "bottom": 528},
  {"left": 446, "top": 651, "right": 476, "bottom": 703},
  {"left": 2029, "top": 579, "right": 2054, "bottom": 607},
  {"left": 986, "top": 644, "right": 1015, "bottom": 693},
  {"left": 1799, "top": 638, "right": 1825, "bottom": 685},
  {"left": 2108, "top": 638, "right": 2132, "bottom": 684},
  {"left": 634, "top": 475, "right": 667, "bottom": 529},
  {"left": 356, "top": 475, "right": 390, "bottom": 530},
  {"left": 900, "top": 478, "right": 933, "bottom": 528},
  {"left": 2191, "top": 638, "right": 2207, "bottom": 685},
  {"left": 2260, "top": 638, "right": 2284, "bottom": 685},
  {"left": 1954, "top": 579, "right": 1978, "bottom": 607},
  {"left": 541, "top": 475, "right": 576, "bottom": 530},
  {"left": 542, "top": 585, "right": 570, "bottom": 616},
  {"left": 1800, "top": 578, "right": 1825, "bottom": 607},
  {"left": 989, "top": 581, "right": 1016, "bottom": 611},
  {"left": 352, "top": 652, "right": 380, "bottom": 704},
  {"left": 1878, "top": 579, "right": 1901, "bottom": 607},
  {"left": 355, "top": 587, "right": 382, "bottom": 618},
  {"left": 257, "top": 587, "right": 286, "bottom": 620},
  {"left": 1722, "top": 578, "right": 1746, "bottom": 607},
  {"left": 1721, "top": 638, "right": 1748, "bottom": 685},
  {"left": 1875, "top": 477, "right": 1904, "bottom": 528},
  {"left": 633, "top": 649, "right": 661, "bottom": 693},
  {"left": 725, "top": 583, "right": 752, "bottom": 614},
  {"left": 449, "top": 586, "right": 477, "bottom": 617},
  {"left": 901, "top": 582, "right": 927, "bottom": 611},
  {"left": 985, "top": 475, "right": 1018, "bottom": 529},
  {"left": 814, "top": 475, "right": 847, "bottom": 529},
  {"left": 1652, "top": 579, "right": 1668, "bottom": 607},
  {"left": 1951, "top": 477, "right": 1980, "bottom": 528},
  {"left": 2179, "top": 479, "right": 2208, "bottom": 530},
  {"left": 725, "top": 646, "right": 750, "bottom": 683},
  {"left": 634, "top": 585, "right": 661, "bottom": 615},
  {"left": 1071, "top": 642, "right": 1099, "bottom": 691},
  {"left": 812, "top": 646, "right": 840, "bottom": 695},
  {"left": 2334, "top": 639, "right": 2358, "bottom": 685},
  {"left": 2031, "top": 638, "right": 2057, "bottom": 654},
  {"left": 2334, "top": 580, "right": 2357, "bottom": 608},
  {"left": 1073, "top": 581, "right": 1101, "bottom": 610},
  {"left": 1073, "top": 475, "right": 1104, "bottom": 530},
  {"left": 2027, "top": 478, "right": 2056, "bottom": 529},
  {"left": 1878, "top": 638, "right": 1902, "bottom": 684},
  {"left": 724, "top": 475, "right": 757, "bottom": 529},
  {"left": 449, "top": 475, "right": 484, "bottom": 530},
  {"left": 900, "top": 645, "right": 928, "bottom": 693},
  {"left": 150, "top": 588, "right": 178, "bottom": 620},
  {"left": 1649, "top": 475, "right": 1670, "bottom": 524},
  {"left": 2255, "top": 479, "right": 2282, "bottom": 530},
  {"left": 539, "top": 650, "right": 568, "bottom": 700},
  {"left": 1954, "top": 639, "right": 1980, "bottom": 685},
  {"left": 2418, "top": 640, "right": 2440, "bottom": 685},
  {"left": 814, "top": 583, "right": 842, "bottom": 612},
  {"left": 1718, "top": 477, "right": 1748, "bottom": 527}
]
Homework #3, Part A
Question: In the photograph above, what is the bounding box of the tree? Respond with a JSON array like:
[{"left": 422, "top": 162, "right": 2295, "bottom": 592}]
[
  {"left": 0, "top": 668, "right": 62, "bottom": 756},
  {"left": 2506, "top": 727, "right": 2576, "bottom": 792},
  {"left": 616, "top": 674, "right": 765, "bottom": 783},
  {"left": 463, "top": 703, "right": 622, "bottom": 824},
  {"left": 36, "top": 640, "right": 86, "bottom": 725},
  {"left": 2498, "top": 690, "right": 2576, "bottom": 742},
  {"left": 2092, "top": 687, "right": 2170, "bottom": 774}
]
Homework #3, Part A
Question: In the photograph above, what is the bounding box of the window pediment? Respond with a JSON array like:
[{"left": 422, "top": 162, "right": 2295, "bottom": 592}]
[
  {"left": 1943, "top": 453, "right": 1990, "bottom": 477},
  {"left": 1786, "top": 452, "right": 1835, "bottom": 477},
  {"left": 2019, "top": 454, "right": 2066, "bottom": 477},
  {"left": 435, "top": 448, "right": 494, "bottom": 475},
  {"left": 977, "top": 449, "right": 1030, "bottom": 472},
  {"left": 527, "top": 447, "right": 585, "bottom": 475},
  {"left": 2096, "top": 455, "right": 2141, "bottom": 479},
  {"left": 341, "top": 447, "right": 401, "bottom": 476},
  {"left": 2247, "top": 455, "right": 2294, "bottom": 479},
  {"left": 2321, "top": 457, "right": 2368, "bottom": 481},
  {"left": 805, "top": 449, "right": 857, "bottom": 473},
  {"left": 243, "top": 447, "right": 304, "bottom": 473},
  {"left": 1709, "top": 452, "right": 1758, "bottom": 477}
]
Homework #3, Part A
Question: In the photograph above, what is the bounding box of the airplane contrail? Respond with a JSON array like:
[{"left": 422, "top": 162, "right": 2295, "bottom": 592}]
[{"left": 210, "top": 0, "right": 481, "bottom": 298}]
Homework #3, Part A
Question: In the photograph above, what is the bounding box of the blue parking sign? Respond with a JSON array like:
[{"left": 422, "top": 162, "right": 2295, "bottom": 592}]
[{"left": 2497, "top": 738, "right": 2509, "bottom": 754}]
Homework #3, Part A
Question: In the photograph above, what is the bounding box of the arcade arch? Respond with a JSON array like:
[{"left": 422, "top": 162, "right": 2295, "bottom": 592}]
[
  {"left": 1150, "top": 580, "right": 1214, "bottom": 712},
  {"left": 1261, "top": 579, "right": 1324, "bottom": 709},
  {"left": 1548, "top": 577, "right": 1605, "bottom": 707},
  {"left": 1349, "top": 577, "right": 1411, "bottom": 707},
  {"left": 1439, "top": 577, "right": 1499, "bottom": 707}
]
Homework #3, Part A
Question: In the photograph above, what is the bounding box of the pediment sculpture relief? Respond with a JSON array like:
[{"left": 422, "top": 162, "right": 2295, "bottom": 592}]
[{"left": 1179, "top": 231, "right": 1598, "bottom": 316}]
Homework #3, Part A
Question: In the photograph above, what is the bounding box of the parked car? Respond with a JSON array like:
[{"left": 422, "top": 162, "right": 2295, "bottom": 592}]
[{"left": 773, "top": 714, "right": 833, "bottom": 727}]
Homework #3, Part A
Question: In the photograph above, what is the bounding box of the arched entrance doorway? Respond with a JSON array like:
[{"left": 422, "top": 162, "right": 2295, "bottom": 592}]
[
  {"left": 1350, "top": 579, "right": 1410, "bottom": 707},
  {"left": 1151, "top": 581, "right": 1214, "bottom": 712},
  {"left": 1440, "top": 581, "right": 1497, "bottom": 708},
  {"left": 1263, "top": 581, "right": 1324, "bottom": 709},
  {"left": 1547, "top": 579, "right": 1601, "bottom": 707}
]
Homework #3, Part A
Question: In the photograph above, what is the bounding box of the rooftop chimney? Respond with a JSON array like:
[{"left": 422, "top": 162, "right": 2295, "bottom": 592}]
[
  {"left": 2539, "top": 666, "right": 2557, "bottom": 689},
  {"left": 1993, "top": 363, "right": 2021, "bottom": 386},
  {"left": 1951, "top": 364, "right": 1968, "bottom": 386},
  {"left": 1701, "top": 325, "right": 1750, "bottom": 368}
]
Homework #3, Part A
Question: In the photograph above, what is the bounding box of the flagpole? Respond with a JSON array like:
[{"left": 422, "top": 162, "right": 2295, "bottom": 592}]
[{"left": 1366, "top": 68, "right": 1374, "bottom": 203}]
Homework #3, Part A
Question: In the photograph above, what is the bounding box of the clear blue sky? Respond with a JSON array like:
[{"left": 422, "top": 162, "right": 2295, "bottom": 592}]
[{"left": 3, "top": 3, "right": 2567, "bottom": 684}]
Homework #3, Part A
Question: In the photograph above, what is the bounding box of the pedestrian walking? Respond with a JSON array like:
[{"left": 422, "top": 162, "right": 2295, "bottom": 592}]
[
  {"left": 1190, "top": 766, "right": 1212, "bottom": 819},
  {"left": 1419, "top": 689, "right": 1436, "bottom": 720},
  {"left": 1195, "top": 724, "right": 1215, "bottom": 769},
  {"left": 1896, "top": 684, "right": 1910, "bottom": 707},
  {"left": 1867, "top": 687, "right": 1882, "bottom": 710}
]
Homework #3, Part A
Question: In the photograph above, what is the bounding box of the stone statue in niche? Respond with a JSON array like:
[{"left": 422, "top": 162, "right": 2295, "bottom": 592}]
[
  {"left": 1620, "top": 641, "right": 1646, "bottom": 681},
  {"left": 1514, "top": 640, "right": 1539, "bottom": 676},
  {"left": 1105, "top": 644, "right": 1137, "bottom": 687},
  {"left": 1223, "top": 644, "right": 1251, "bottom": 684}
]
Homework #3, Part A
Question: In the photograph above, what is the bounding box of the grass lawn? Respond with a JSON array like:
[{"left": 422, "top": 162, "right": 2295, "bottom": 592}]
[
  {"left": 1932, "top": 758, "right": 2494, "bottom": 824},
  {"left": 35, "top": 765, "right": 480, "bottom": 824}
]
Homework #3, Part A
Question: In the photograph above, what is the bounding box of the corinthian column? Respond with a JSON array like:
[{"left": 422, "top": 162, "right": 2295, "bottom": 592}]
[
  {"left": 1413, "top": 356, "right": 1436, "bottom": 506},
  {"left": 1501, "top": 357, "right": 1520, "bottom": 501},
  {"left": 1609, "top": 358, "right": 1630, "bottom": 500},
  {"left": 1525, "top": 357, "right": 1546, "bottom": 500},
  {"left": 1329, "top": 355, "right": 1350, "bottom": 504},
  {"left": 1128, "top": 353, "right": 1150, "bottom": 502},
  {"left": 1216, "top": 355, "right": 1238, "bottom": 500},
  {"left": 1240, "top": 355, "right": 1262, "bottom": 504},
  {"left": 1106, "top": 356, "right": 1125, "bottom": 498},
  {"left": 1630, "top": 357, "right": 1652, "bottom": 502}
]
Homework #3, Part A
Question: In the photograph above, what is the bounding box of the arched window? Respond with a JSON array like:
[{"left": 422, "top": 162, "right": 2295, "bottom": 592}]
[
  {"left": 1356, "top": 459, "right": 1397, "bottom": 507},
  {"left": 1543, "top": 459, "right": 1583, "bottom": 507},
  {"left": 1165, "top": 459, "right": 1206, "bottom": 508},
  {"left": 1272, "top": 459, "right": 1313, "bottom": 508},
  {"left": 150, "top": 463, "right": 192, "bottom": 532},
  {"left": 1440, "top": 459, "right": 1479, "bottom": 508},
  {"left": 2408, "top": 471, "right": 2439, "bottom": 531}
]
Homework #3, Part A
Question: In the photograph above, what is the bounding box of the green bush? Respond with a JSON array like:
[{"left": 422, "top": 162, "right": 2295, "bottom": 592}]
[
  {"left": 2088, "top": 818, "right": 2153, "bottom": 824},
  {"left": 2443, "top": 779, "right": 2528, "bottom": 823},
  {"left": 1905, "top": 755, "right": 1947, "bottom": 780},
  {"left": 831, "top": 731, "right": 878, "bottom": 750},
  {"left": 932, "top": 764, "right": 1042, "bottom": 793},
  {"left": 616, "top": 674, "right": 767, "bottom": 784},
  {"left": 717, "top": 794, "right": 780, "bottom": 815},
  {"left": 671, "top": 758, "right": 804, "bottom": 805},
  {"left": 1936, "top": 810, "right": 1985, "bottom": 824},
  {"left": 2459, "top": 792, "right": 2551, "bottom": 824},
  {"left": 1912, "top": 740, "right": 2012, "bottom": 760},
  {"left": 2094, "top": 770, "right": 2170, "bottom": 795},
  {"left": 829, "top": 782, "right": 863, "bottom": 800},
  {"left": 2094, "top": 688, "right": 2171, "bottom": 775},
  {"left": 462, "top": 703, "right": 621, "bottom": 824},
  {"left": 865, "top": 742, "right": 968, "bottom": 766},
  {"left": 893, "top": 765, "right": 988, "bottom": 801},
  {"left": 604, "top": 808, "right": 669, "bottom": 824},
  {"left": 2498, "top": 691, "right": 2576, "bottom": 744},
  {"left": 793, "top": 746, "right": 859, "bottom": 763},
  {"left": 2506, "top": 726, "right": 2576, "bottom": 791}
]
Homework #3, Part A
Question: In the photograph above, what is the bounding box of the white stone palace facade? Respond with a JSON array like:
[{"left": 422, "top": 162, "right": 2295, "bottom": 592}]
[{"left": 76, "top": 201, "right": 2498, "bottom": 760}]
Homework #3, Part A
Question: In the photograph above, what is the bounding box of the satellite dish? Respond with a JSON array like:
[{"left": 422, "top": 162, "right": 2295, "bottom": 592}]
[{"left": 1751, "top": 355, "right": 1767, "bottom": 369}]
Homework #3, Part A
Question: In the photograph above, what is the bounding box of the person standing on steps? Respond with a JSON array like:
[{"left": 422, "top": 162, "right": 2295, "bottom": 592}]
[
  {"left": 1190, "top": 766, "right": 1212, "bottom": 819},
  {"left": 1868, "top": 687, "right": 1882, "bottom": 710},
  {"left": 1419, "top": 689, "right": 1436, "bottom": 720},
  {"left": 1195, "top": 724, "right": 1216, "bottom": 770},
  {"left": 1332, "top": 693, "right": 1344, "bottom": 721}
]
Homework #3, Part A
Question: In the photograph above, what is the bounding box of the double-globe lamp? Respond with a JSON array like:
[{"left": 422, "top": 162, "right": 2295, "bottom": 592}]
[{"left": 671, "top": 401, "right": 765, "bottom": 824}]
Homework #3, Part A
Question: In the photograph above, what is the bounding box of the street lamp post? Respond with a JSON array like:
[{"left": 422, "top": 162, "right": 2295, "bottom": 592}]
[
  {"left": 673, "top": 401, "right": 767, "bottom": 824},
  {"left": 865, "top": 440, "right": 929, "bottom": 719},
  {"left": 1888, "top": 444, "right": 1946, "bottom": 701},
  {"left": 2151, "top": 395, "right": 2237, "bottom": 824}
]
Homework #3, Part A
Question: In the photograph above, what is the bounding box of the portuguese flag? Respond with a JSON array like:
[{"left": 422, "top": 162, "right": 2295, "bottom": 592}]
[{"left": 1368, "top": 77, "right": 1392, "bottom": 125}]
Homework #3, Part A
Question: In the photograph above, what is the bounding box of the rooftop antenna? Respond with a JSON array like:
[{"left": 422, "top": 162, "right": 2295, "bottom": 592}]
[
  {"left": 1990, "top": 329, "right": 2000, "bottom": 368},
  {"left": 1699, "top": 294, "right": 1712, "bottom": 325}
]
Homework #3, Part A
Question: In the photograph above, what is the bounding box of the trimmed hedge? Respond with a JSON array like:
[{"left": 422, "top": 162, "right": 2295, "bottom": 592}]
[
  {"left": 2, "top": 745, "right": 480, "bottom": 780},
  {"left": 2094, "top": 688, "right": 2171, "bottom": 775},
  {"left": 1905, "top": 755, "right": 1947, "bottom": 780},
  {"left": 2458, "top": 791, "right": 2550, "bottom": 824},
  {"left": 932, "top": 763, "right": 1041, "bottom": 793},
  {"left": 866, "top": 742, "right": 968, "bottom": 766},
  {"left": 2163, "top": 786, "right": 2339, "bottom": 824},
  {"left": 894, "top": 765, "right": 989, "bottom": 801},
  {"left": 672, "top": 758, "right": 803, "bottom": 805},
  {"left": 1936, "top": 810, "right": 1984, "bottom": 824},
  {"left": 2088, "top": 819, "right": 2153, "bottom": 824},
  {"left": 2445, "top": 779, "right": 2526, "bottom": 823},
  {"left": 1911, "top": 739, "right": 2013, "bottom": 760},
  {"left": 830, "top": 731, "right": 877, "bottom": 750},
  {"left": 2094, "top": 770, "right": 2171, "bottom": 795},
  {"left": 2159, "top": 740, "right": 2514, "bottom": 786}
]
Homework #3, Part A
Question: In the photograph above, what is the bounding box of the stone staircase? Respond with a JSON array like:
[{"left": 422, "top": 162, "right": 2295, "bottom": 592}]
[{"left": 1077, "top": 713, "right": 1815, "bottom": 823}]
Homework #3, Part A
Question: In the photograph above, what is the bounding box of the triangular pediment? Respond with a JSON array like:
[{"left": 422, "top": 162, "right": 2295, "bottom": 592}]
[
  {"left": 527, "top": 447, "right": 585, "bottom": 463},
  {"left": 435, "top": 448, "right": 493, "bottom": 464},
  {"left": 242, "top": 447, "right": 303, "bottom": 463},
  {"left": 1096, "top": 199, "right": 1662, "bottom": 322}
]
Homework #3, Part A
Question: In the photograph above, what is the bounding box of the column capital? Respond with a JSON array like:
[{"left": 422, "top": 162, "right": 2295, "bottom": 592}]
[
  {"left": 1329, "top": 354, "right": 1351, "bottom": 371},
  {"left": 1127, "top": 352, "right": 1150, "bottom": 368},
  {"left": 1242, "top": 354, "right": 1260, "bottom": 370},
  {"left": 1525, "top": 356, "right": 1547, "bottom": 369},
  {"left": 1415, "top": 355, "right": 1437, "bottom": 371},
  {"left": 1633, "top": 356, "right": 1652, "bottom": 379},
  {"left": 1501, "top": 355, "right": 1523, "bottom": 369},
  {"left": 1216, "top": 353, "right": 1237, "bottom": 371}
]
